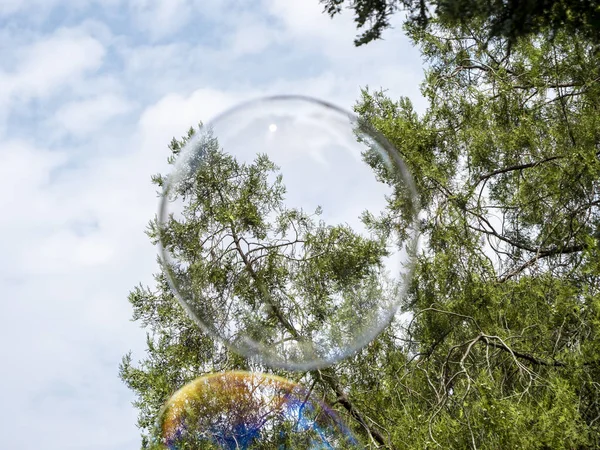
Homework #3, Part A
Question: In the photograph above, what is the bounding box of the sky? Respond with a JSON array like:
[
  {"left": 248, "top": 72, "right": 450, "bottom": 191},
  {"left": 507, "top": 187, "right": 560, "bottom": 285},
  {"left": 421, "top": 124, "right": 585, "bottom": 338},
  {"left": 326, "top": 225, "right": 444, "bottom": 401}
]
[{"left": 0, "top": 1, "right": 425, "bottom": 448}]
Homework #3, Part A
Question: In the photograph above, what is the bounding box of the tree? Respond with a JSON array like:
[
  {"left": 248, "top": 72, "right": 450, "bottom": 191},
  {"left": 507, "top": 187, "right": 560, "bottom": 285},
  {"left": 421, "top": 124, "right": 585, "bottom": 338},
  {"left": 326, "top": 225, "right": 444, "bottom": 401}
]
[
  {"left": 320, "top": 0, "right": 600, "bottom": 46},
  {"left": 120, "top": 125, "right": 405, "bottom": 448},
  {"left": 345, "top": 19, "right": 600, "bottom": 449},
  {"left": 155, "top": 127, "right": 403, "bottom": 368},
  {"left": 121, "top": 18, "right": 600, "bottom": 450}
]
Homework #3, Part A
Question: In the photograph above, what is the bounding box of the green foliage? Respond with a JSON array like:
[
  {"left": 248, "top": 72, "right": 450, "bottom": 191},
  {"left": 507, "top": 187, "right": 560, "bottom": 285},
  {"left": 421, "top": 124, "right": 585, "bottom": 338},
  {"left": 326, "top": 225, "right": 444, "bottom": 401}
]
[
  {"left": 153, "top": 135, "right": 393, "bottom": 364},
  {"left": 345, "top": 20, "right": 600, "bottom": 449},
  {"left": 121, "top": 17, "right": 600, "bottom": 450},
  {"left": 121, "top": 124, "right": 396, "bottom": 447},
  {"left": 320, "top": 0, "right": 600, "bottom": 46}
]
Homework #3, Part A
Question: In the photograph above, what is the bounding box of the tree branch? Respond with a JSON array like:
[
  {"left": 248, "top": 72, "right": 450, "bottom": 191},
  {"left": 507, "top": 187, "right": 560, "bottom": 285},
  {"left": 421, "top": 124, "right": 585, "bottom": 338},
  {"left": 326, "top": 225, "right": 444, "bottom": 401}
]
[
  {"left": 481, "top": 336, "right": 566, "bottom": 367},
  {"left": 315, "top": 368, "right": 392, "bottom": 449},
  {"left": 477, "top": 155, "right": 563, "bottom": 183}
]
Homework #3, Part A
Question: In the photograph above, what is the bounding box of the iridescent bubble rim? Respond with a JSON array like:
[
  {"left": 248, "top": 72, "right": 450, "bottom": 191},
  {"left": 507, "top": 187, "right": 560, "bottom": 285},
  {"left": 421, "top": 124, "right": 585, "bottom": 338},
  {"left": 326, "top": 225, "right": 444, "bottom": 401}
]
[{"left": 158, "top": 371, "right": 362, "bottom": 449}]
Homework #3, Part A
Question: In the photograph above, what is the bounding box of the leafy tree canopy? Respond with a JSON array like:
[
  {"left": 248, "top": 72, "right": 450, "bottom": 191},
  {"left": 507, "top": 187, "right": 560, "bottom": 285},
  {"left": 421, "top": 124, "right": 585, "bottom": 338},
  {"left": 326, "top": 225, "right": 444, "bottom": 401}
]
[
  {"left": 320, "top": 0, "right": 600, "bottom": 46},
  {"left": 121, "top": 123, "right": 407, "bottom": 447},
  {"left": 121, "top": 17, "right": 600, "bottom": 450},
  {"left": 348, "top": 20, "right": 600, "bottom": 449}
]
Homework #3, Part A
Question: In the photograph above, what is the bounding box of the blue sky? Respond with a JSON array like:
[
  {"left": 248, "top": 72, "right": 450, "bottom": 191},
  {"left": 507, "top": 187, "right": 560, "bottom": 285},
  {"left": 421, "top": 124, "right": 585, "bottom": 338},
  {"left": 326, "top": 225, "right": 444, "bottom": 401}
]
[{"left": 0, "top": 1, "right": 424, "bottom": 448}]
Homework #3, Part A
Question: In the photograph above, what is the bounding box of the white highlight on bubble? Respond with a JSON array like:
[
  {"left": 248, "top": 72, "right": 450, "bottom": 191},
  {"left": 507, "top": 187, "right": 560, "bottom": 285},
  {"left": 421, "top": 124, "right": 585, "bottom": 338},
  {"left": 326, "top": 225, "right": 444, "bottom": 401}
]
[{"left": 269, "top": 123, "right": 277, "bottom": 132}]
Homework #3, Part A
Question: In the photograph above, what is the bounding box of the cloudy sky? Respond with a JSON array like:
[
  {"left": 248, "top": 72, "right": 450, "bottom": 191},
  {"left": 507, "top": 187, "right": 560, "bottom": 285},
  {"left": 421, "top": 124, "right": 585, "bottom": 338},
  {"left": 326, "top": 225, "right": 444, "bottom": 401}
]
[{"left": 0, "top": 1, "right": 424, "bottom": 448}]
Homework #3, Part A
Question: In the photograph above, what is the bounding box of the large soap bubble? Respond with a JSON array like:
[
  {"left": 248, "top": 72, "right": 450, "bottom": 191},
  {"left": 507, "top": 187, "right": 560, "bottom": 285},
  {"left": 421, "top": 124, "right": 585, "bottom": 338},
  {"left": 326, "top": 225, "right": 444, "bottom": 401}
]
[
  {"left": 158, "top": 95, "right": 419, "bottom": 370},
  {"left": 157, "top": 371, "right": 361, "bottom": 449}
]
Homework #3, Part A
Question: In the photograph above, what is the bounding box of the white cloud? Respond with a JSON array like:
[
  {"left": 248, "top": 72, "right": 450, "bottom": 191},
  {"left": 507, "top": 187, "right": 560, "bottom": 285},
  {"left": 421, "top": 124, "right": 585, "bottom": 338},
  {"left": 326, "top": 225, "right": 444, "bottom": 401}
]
[
  {"left": 54, "top": 95, "right": 134, "bottom": 137},
  {"left": 0, "top": 136, "right": 152, "bottom": 450},
  {"left": 0, "top": 27, "right": 105, "bottom": 109},
  {"left": 0, "top": 140, "right": 67, "bottom": 191},
  {"left": 129, "top": 0, "right": 194, "bottom": 39},
  {"left": 18, "top": 31, "right": 104, "bottom": 95},
  {"left": 0, "top": 0, "right": 123, "bottom": 17},
  {"left": 229, "top": 22, "right": 280, "bottom": 56},
  {"left": 0, "top": 27, "right": 106, "bottom": 139},
  {"left": 0, "top": 0, "right": 23, "bottom": 15},
  {"left": 265, "top": 0, "right": 356, "bottom": 51},
  {"left": 137, "top": 87, "right": 249, "bottom": 155},
  {"left": 0, "top": 141, "right": 69, "bottom": 248}
]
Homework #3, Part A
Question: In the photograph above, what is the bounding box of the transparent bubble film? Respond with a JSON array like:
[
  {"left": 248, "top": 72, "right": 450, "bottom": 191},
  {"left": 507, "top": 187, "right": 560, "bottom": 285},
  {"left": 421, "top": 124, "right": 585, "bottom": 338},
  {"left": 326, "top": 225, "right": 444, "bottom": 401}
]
[
  {"left": 157, "top": 371, "right": 361, "bottom": 449},
  {"left": 158, "top": 95, "right": 419, "bottom": 370}
]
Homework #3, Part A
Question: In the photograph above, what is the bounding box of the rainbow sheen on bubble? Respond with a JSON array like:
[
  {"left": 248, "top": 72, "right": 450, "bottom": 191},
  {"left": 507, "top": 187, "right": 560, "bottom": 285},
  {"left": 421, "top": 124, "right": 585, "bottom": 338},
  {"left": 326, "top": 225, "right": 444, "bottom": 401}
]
[
  {"left": 157, "top": 371, "right": 361, "bottom": 449},
  {"left": 158, "top": 95, "right": 419, "bottom": 370}
]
